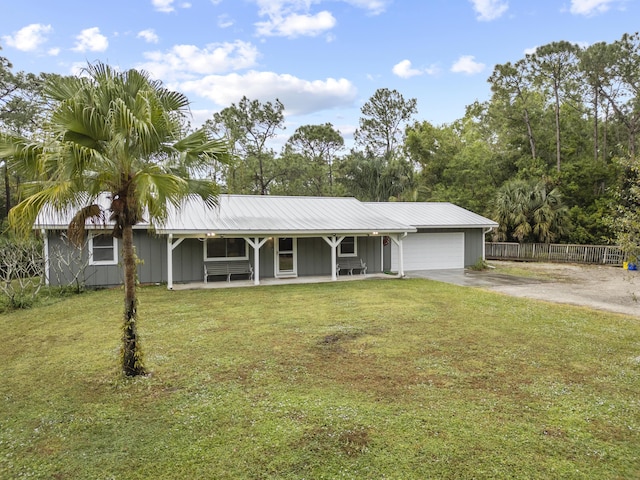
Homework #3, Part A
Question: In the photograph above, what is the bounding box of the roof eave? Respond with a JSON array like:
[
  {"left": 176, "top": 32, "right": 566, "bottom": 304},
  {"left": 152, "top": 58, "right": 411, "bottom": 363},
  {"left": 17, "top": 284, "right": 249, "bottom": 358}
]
[
  {"left": 156, "top": 227, "right": 416, "bottom": 236},
  {"left": 412, "top": 223, "right": 498, "bottom": 229}
]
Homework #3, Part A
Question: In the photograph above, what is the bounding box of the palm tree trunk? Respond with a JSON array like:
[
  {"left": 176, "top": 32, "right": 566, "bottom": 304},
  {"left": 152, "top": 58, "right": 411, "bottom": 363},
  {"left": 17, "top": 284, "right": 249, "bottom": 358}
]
[{"left": 121, "top": 224, "right": 145, "bottom": 376}]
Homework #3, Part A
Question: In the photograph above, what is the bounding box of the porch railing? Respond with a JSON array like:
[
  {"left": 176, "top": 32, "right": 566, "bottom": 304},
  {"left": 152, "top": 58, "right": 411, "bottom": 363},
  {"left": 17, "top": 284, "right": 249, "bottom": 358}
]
[{"left": 485, "top": 242, "right": 624, "bottom": 266}]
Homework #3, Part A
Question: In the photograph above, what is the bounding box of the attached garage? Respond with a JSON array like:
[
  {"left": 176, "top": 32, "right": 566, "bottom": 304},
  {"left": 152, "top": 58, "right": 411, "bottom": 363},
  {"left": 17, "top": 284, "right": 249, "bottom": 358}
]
[
  {"left": 366, "top": 202, "right": 498, "bottom": 273},
  {"left": 391, "top": 232, "right": 465, "bottom": 271}
]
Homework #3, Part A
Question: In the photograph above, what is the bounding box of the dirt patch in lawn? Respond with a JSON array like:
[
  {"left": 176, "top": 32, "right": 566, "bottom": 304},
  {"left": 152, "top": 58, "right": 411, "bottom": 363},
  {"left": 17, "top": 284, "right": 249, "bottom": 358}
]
[{"left": 487, "top": 261, "right": 640, "bottom": 317}]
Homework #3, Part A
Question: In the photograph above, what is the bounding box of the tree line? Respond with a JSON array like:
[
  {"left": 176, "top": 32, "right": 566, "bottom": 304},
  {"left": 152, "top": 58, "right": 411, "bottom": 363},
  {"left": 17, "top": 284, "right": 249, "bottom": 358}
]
[{"left": 2, "top": 32, "right": 640, "bottom": 255}]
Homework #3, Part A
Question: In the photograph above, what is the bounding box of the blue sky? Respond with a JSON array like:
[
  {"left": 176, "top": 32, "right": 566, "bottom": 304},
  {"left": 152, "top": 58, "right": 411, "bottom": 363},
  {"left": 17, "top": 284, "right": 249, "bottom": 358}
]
[{"left": 1, "top": 0, "right": 638, "bottom": 147}]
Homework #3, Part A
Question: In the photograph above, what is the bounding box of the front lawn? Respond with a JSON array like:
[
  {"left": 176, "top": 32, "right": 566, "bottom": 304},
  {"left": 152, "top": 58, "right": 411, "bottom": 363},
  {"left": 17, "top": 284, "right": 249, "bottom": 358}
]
[{"left": 1, "top": 279, "right": 639, "bottom": 479}]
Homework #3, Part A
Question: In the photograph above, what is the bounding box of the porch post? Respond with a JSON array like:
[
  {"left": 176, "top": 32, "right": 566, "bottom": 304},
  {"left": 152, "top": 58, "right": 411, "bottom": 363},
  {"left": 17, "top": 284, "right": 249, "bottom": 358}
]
[
  {"left": 322, "top": 235, "right": 345, "bottom": 281},
  {"left": 41, "top": 229, "right": 50, "bottom": 286},
  {"left": 389, "top": 233, "right": 407, "bottom": 278},
  {"left": 167, "top": 234, "right": 185, "bottom": 290},
  {"left": 245, "top": 237, "right": 269, "bottom": 286},
  {"left": 167, "top": 234, "right": 173, "bottom": 290}
]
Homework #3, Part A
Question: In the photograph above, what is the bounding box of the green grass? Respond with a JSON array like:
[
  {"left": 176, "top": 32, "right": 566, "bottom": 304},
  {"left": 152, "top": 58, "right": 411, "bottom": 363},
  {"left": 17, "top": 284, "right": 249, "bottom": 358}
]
[{"left": 2, "top": 279, "right": 639, "bottom": 479}]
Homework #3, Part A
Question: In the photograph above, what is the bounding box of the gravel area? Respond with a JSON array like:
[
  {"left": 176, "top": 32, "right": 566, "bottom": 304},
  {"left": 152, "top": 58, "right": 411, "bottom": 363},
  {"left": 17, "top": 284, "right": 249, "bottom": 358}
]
[{"left": 487, "top": 261, "right": 640, "bottom": 317}]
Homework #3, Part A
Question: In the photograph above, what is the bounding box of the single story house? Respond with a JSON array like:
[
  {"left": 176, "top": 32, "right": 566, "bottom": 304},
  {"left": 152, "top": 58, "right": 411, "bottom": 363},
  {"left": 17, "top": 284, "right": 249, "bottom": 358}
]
[{"left": 35, "top": 194, "right": 497, "bottom": 289}]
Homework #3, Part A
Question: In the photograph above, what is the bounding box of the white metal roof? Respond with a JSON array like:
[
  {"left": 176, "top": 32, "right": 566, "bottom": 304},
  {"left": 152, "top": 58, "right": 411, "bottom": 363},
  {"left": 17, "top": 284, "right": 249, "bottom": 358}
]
[
  {"left": 156, "top": 195, "right": 415, "bottom": 235},
  {"left": 364, "top": 202, "right": 498, "bottom": 229},
  {"left": 33, "top": 194, "right": 496, "bottom": 235}
]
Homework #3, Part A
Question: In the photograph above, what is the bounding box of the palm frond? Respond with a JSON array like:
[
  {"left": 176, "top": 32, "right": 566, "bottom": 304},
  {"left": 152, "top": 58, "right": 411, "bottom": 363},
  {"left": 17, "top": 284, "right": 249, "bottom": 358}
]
[
  {"left": 67, "top": 204, "right": 104, "bottom": 246},
  {"left": 8, "top": 184, "right": 89, "bottom": 237},
  {"left": 0, "top": 133, "right": 44, "bottom": 181}
]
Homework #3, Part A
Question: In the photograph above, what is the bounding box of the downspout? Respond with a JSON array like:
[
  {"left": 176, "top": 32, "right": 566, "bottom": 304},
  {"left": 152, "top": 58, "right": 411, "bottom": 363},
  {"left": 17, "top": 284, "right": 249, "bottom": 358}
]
[{"left": 482, "top": 227, "right": 494, "bottom": 261}]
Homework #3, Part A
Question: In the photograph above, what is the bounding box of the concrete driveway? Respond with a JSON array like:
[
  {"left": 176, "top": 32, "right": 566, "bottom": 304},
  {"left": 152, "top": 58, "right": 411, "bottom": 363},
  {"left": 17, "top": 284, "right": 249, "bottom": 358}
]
[
  {"left": 405, "top": 269, "right": 545, "bottom": 287},
  {"left": 406, "top": 264, "right": 640, "bottom": 317}
]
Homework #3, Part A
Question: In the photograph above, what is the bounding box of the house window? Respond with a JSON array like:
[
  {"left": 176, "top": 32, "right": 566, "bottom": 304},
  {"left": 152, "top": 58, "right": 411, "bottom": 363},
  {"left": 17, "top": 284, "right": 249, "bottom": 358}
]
[
  {"left": 89, "top": 233, "right": 118, "bottom": 265},
  {"left": 205, "top": 237, "right": 247, "bottom": 260},
  {"left": 339, "top": 236, "right": 357, "bottom": 257}
]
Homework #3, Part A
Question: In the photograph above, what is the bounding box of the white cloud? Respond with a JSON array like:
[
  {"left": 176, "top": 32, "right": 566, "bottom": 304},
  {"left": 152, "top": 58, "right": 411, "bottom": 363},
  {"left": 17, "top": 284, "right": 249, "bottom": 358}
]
[
  {"left": 138, "top": 29, "right": 160, "bottom": 43},
  {"left": 392, "top": 60, "right": 423, "bottom": 79},
  {"left": 569, "top": 0, "right": 617, "bottom": 15},
  {"left": 72, "top": 27, "right": 109, "bottom": 52},
  {"left": 180, "top": 71, "right": 358, "bottom": 115},
  {"left": 70, "top": 62, "right": 87, "bottom": 76},
  {"left": 48, "top": 47, "right": 61, "bottom": 56},
  {"left": 256, "top": 11, "right": 336, "bottom": 37},
  {"left": 152, "top": 0, "right": 175, "bottom": 12},
  {"left": 451, "top": 55, "right": 485, "bottom": 75},
  {"left": 252, "top": 0, "right": 388, "bottom": 37},
  {"left": 469, "top": 0, "right": 509, "bottom": 21},
  {"left": 342, "top": 0, "right": 390, "bottom": 15},
  {"left": 218, "top": 14, "right": 234, "bottom": 28},
  {"left": 392, "top": 60, "right": 441, "bottom": 78},
  {"left": 2, "top": 23, "right": 52, "bottom": 52},
  {"left": 151, "top": 0, "right": 191, "bottom": 12},
  {"left": 138, "top": 41, "right": 260, "bottom": 81}
]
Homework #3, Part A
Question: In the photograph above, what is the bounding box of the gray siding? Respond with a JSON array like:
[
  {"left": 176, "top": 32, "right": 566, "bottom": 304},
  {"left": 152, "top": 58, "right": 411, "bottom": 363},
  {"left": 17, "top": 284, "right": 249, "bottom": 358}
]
[
  {"left": 172, "top": 238, "right": 204, "bottom": 283},
  {"left": 297, "top": 236, "right": 381, "bottom": 276},
  {"left": 463, "top": 229, "right": 484, "bottom": 266},
  {"left": 46, "top": 232, "right": 385, "bottom": 287},
  {"left": 47, "top": 230, "right": 168, "bottom": 287},
  {"left": 352, "top": 236, "right": 382, "bottom": 274},
  {"left": 297, "top": 237, "right": 332, "bottom": 276}
]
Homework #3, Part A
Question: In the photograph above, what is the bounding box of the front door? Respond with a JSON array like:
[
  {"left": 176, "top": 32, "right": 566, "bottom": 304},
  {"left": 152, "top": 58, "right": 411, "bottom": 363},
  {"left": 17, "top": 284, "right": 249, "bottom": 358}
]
[{"left": 275, "top": 237, "right": 297, "bottom": 277}]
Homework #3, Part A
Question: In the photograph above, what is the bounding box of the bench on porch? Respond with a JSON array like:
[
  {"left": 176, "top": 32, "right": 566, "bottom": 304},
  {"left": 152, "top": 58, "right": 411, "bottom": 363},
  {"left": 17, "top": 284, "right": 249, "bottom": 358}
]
[
  {"left": 337, "top": 257, "right": 367, "bottom": 275},
  {"left": 204, "top": 260, "right": 254, "bottom": 283}
]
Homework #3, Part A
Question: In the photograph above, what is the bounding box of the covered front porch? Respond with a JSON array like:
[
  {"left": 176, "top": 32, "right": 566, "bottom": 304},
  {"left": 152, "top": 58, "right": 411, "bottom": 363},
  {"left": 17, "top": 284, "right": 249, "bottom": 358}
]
[
  {"left": 169, "top": 271, "right": 396, "bottom": 290},
  {"left": 165, "top": 233, "right": 410, "bottom": 290}
]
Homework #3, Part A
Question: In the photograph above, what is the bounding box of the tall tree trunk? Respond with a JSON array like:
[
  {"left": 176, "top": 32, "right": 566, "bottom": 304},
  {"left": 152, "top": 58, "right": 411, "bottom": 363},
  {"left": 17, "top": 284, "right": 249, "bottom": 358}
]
[
  {"left": 3, "top": 161, "right": 10, "bottom": 218},
  {"left": 121, "top": 224, "right": 145, "bottom": 376},
  {"left": 593, "top": 88, "right": 599, "bottom": 163},
  {"left": 554, "top": 85, "right": 561, "bottom": 172},
  {"left": 523, "top": 108, "right": 536, "bottom": 160}
]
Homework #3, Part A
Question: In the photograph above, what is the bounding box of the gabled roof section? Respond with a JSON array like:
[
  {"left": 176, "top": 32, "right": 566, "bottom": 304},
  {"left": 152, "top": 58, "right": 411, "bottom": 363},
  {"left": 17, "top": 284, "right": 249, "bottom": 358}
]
[
  {"left": 156, "top": 194, "right": 415, "bottom": 235},
  {"left": 364, "top": 202, "right": 498, "bottom": 229}
]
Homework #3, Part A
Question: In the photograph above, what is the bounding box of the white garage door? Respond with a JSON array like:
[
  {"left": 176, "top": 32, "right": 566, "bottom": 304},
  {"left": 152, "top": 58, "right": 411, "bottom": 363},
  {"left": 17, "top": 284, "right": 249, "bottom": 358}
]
[{"left": 391, "top": 232, "right": 465, "bottom": 271}]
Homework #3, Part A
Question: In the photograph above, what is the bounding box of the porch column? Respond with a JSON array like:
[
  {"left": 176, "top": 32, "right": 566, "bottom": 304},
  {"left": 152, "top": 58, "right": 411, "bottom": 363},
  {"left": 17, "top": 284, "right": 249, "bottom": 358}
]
[
  {"left": 389, "top": 233, "right": 407, "bottom": 278},
  {"left": 245, "top": 237, "right": 269, "bottom": 286},
  {"left": 322, "top": 235, "right": 345, "bottom": 281},
  {"left": 166, "top": 234, "right": 185, "bottom": 290},
  {"left": 41, "top": 229, "right": 50, "bottom": 286}
]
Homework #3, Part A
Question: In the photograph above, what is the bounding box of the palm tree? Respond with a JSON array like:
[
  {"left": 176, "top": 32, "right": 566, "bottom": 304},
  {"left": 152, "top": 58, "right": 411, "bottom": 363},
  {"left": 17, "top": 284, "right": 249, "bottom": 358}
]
[
  {"left": 0, "top": 63, "right": 228, "bottom": 376},
  {"left": 493, "top": 179, "right": 568, "bottom": 243}
]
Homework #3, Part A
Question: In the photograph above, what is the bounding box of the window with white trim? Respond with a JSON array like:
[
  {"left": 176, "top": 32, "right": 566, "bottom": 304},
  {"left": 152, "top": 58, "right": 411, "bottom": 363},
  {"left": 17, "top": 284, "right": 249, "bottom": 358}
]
[
  {"left": 338, "top": 236, "right": 357, "bottom": 257},
  {"left": 205, "top": 237, "right": 248, "bottom": 260},
  {"left": 89, "top": 233, "right": 118, "bottom": 265}
]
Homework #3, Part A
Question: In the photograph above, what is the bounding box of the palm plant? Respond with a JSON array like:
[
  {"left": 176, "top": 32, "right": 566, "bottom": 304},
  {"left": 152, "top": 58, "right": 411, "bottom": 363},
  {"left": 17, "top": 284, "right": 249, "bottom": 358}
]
[
  {"left": 493, "top": 179, "right": 568, "bottom": 243},
  {"left": 0, "top": 62, "right": 228, "bottom": 376}
]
